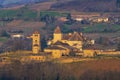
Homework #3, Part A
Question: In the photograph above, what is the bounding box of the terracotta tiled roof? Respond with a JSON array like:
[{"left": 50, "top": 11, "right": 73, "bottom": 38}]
[{"left": 54, "top": 26, "right": 61, "bottom": 33}]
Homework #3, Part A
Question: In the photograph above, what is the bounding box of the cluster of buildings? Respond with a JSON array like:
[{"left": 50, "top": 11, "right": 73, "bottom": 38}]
[
  {"left": 71, "top": 13, "right": 109, "bottom": 23},
  {"left": 58, "top": 13, "right": 109, "bottom": 23},
  {"left": 0, "top": 26, "right": 120, "bottom": 63},
  {"left": 28, "top": 26, "right": 95, "bottom": 58},
  {"left": 58, "top": 13, "right": 120, "bottom": 23},
  {"left": 44, "top": 26, "right": 94, "bottom": 58}
]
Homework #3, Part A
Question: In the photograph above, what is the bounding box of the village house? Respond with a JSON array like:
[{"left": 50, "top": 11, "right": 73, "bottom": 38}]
[
  {"left": 71, "top": 13, "right": 109, "bottom": 23},
  {"left": 11, "top": 33, "right": 24, "bottom": 39},
  {"left": 90, "top": 17, "right": 109, "bottom": 23},
  {"left": 71, "top": 13, "right": 101, "bottom": 21}
]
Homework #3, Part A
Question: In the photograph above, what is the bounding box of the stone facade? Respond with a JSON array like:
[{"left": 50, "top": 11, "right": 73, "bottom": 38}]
[
  {"left": 30, "top": 31, "right": 41, "bottom": 54},
  {"left": 49, "top": 26, "right": 88, "bottom": 51},
  {"left": 44, "top": 26, "right": 95, "bottom": 58}
]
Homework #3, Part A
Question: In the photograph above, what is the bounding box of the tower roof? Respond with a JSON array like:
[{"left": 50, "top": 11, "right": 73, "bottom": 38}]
[
  {"left": 34, "top": 31, "right": 39, "bottom": 34},
  {"left": 54, "top": 26, "right": 61, "bottom": 33}
]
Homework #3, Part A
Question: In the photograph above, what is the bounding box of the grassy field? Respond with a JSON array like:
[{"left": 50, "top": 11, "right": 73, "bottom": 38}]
[
  {"left": 0, "top": 37, "right": 8, "bottom": 42},
  {"left": 0, "top": 10, "right": 18, "bottom": 18},
  {"left": 83, "top": 23, "right": 120, "bottom": 33},
  {"left": 40, "top": 11, "right": 68, "bottom": 17},
  {"left": 5, "top": 20, "right": 45, "bottom": 34},
  {"left": 0, "top": 7, "right": 37, "bottom": 20}
]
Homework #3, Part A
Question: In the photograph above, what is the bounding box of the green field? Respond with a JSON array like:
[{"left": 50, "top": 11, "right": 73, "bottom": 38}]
[
  {"left": 83, "top": 23, "right": 120, "bottom": 33},
  {"left": 0, "top": 10, "right": 18, "bottom": 18},
  {"left": 0, "top": 7, "right": 37, "bottom": 20},
  {"left": 0, "top": 9, "right": 68, "bottom": 21},
  {"left": 0, "top": 37, "right": 8, "bottom": 42}
]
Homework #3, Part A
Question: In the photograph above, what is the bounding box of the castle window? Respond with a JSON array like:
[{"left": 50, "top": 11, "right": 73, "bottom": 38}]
[
  {"left": 35, "top": 40, "right": 37, "bottom": 42},
  {"left": 36, "top": 57, "right": 38, "bottom": 60}
]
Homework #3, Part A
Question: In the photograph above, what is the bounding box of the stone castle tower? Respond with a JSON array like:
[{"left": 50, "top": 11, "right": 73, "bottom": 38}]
[
  {"left": 30, "top": 31, "right": 41, "bottom": 54},
  {"left": 53, "top": 26, "right": 62, "bottom": 43}
]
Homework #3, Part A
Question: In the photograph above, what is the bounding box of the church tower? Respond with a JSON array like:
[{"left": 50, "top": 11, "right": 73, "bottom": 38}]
[
  {"left": 53, "top": 26, "right": 62, "bottom": 43},
  {"left": 30, "top": 31, "right": 41, "bottom": 54}
]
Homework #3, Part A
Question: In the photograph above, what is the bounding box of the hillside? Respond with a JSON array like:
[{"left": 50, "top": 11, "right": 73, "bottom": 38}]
[
  {"left": 0, "top": 59, "right": 120, "bottom": 80},
  {"left": 51, "top": 0, "right": 120, "bottom": 12},
  {"left": 0, "top": 0, "right": 49, "bottom": 7}
]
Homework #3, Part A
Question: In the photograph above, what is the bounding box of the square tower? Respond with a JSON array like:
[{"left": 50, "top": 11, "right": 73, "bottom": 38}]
[
  {"left": 31, "top": 31, "right": 41, "bottom": 54},
  {"left": 53, "top": 26, "right": 62, "bottom": 43}
]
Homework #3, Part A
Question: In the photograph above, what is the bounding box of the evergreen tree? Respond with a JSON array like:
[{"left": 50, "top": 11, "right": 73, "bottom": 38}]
[
  {"left": 65, "top": 13, "right": 76, "bottom": 25},
  {"left": 116, "top": 0, "right": 120, "bottom": 8},
  {"left": 117, "top": 42, "right": 120, "bottom": 51},
  {"left": 0, "top": 30, "right": 10, "bottom": 37}
]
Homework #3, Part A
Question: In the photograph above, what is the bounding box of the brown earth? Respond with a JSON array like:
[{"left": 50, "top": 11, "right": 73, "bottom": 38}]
[
  {"left": 29, "top": 2, "right": 56, "bottom": 11},
  {"left": 2, "top": 5, "right": 25, "bottom": 10},
  {"left": 51, "top": 0, "right": 119, "bottom": 12},
  {"left": 4, "top": 20, "right": 45, "bottom": 34}
]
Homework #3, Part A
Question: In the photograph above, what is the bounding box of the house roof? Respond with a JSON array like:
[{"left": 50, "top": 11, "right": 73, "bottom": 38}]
[
  {"left": 52, "top": 41, "right": 77, "bottom": 51},
  {"left": 53, "top": 41, "right": 69, "bottom": 46},
  {"left": 68, "top": 32, "right": 84, "bottom": 41},
  {"left": 62, "top": 32, "right": 86, "bottom": 41},
  {"left": 59, "top": 45, "right": 77, "bottom": 50},
  {"left": 54, "top": 26, "right": 61, "bottom": 34},
  {"left": 62, "top": 34, "right": 72, "bottom": 40},
  {"left": 45, "top": 45, "right": 66, "bottom": 50}
]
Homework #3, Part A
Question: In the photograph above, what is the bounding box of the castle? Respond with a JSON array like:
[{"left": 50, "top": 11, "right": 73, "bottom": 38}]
[
  {"left": 1, "top": 26, "right": 120, "bottom": 63},
  {"left": 29, "top": 26, "right": 95, "bottom": 58},
  {"left": 44, "top": 26, "right": 95, "bottom": 58},
  {"left": 0, "top": 26, "right": 97, "bottom": 63}
]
